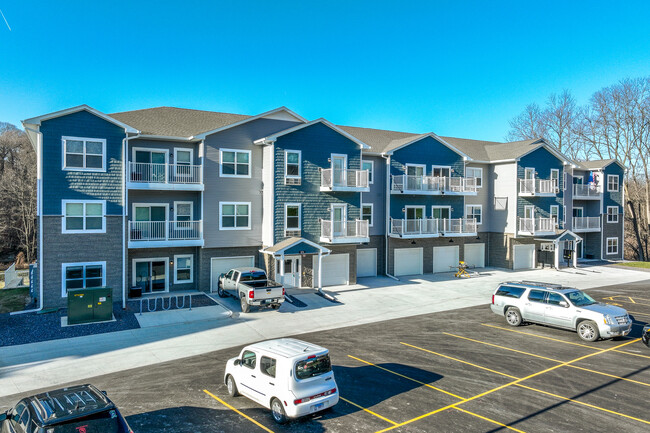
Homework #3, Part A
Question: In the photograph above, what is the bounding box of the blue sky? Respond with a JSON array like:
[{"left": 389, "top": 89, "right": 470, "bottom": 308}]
[{"left": 1, "top": 1, "right": 649, "bottom": 141}]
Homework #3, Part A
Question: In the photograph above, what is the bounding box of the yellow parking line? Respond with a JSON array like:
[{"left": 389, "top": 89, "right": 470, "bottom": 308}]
[
  {"left": 453, "top": 407, "right": 527, "bottom": 433},
  {"left": 203, "top": 389, "right": 275, "bottom": 433},
  {"left": 348, "top": 355, "right": 465, "bottom": 400},
  {"left": 445, "top": 333, "right": 650, "bottom": 388},
  {"left": 629, "top": 297, "right": 636, "bottom": 304},
  {"left": 339, "top": 397, "right": 398, "bottom": 426}
]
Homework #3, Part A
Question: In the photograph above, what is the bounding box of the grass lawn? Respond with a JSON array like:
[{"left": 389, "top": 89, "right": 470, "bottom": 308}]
[
  {"left": 614, "top": 261, "right": 650, "bottom": 269},
  {"left": 0, "top": 287, "right": 29, "bottom": 314}
]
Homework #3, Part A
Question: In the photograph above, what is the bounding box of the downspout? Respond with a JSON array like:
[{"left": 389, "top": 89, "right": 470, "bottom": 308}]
[{"left": 384, "top": 154, "right": 398, "bottom": 281}]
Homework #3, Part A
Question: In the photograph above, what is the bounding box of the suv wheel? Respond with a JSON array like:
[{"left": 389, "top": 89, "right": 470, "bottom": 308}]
[
  {"left": 226, "top": 375, "right": 239, "bottom": 397},
  {"left": 505, "top": 307, "right": 522, "bottom": 326},
  {"left": 271, "top": 398, "right": 288, "bottom": 424},
  {"left": 577, "top": 320, "right": 599, "bottom": 342}
]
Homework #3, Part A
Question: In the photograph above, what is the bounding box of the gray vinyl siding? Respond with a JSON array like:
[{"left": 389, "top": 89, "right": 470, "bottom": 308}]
[
  {"left": 198, "top": 246, "right": 264, "bottom": 291},
  {"left": 128, "top": 190, "right": 201, "bottom": 221},
  {"left": 361, "top": 155, "right": 386, "bottom": 236},
  {"left": 41, "top": 110, "right": 125, "bottom": 215},
  {"left": 128, "top": 247, "right": 200, "bottom": 292},
  {"left": 128, "top": 138, "right": 200, "bottom": 164},
  {"left": 464, "top": 163, "right": 491, "bottom": 232},
  {"left": 491, "top": 163, "right": 517, "bottom": 233},
  {"left": 202, "top": 118, "right": 301, "bottom": 248}
]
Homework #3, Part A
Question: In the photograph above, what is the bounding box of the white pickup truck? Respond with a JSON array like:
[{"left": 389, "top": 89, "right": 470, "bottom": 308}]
[{"left": 217, "top": 267, "right": 285, "bottom": 313}]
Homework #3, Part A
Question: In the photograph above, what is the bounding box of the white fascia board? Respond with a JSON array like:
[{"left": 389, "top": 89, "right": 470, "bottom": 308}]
[
  {"left": 23, "top": 105, "right": 139, "bottom": 134},
  {"left": 194, "top": 106, "right": 308, "bottom": 139},
  {"left": 255, "top": 118, "right": 371, "bottom": 149},
  {"left": 384, "top": 132, "right": 472, "bottom": 160},
  {"left": 137, "top": 134, "right": 200, "bottom": 142}
]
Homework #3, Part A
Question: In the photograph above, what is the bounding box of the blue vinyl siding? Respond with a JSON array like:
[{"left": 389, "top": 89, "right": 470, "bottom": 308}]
[
  {"left": 41, "top": 110, "right": 126, "bottom": 215},
  {"left": 517, "top": 147, "right": 564, "bottom": 220},
  {"left": 273, "top": 122, "right": 362, "bottom": 244},
  {"left": 603, "top": 163, "right": 624, "bottom": 212}
]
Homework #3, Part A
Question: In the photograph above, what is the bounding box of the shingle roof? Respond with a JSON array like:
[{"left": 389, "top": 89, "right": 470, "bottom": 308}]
[
  {"left": 337, "top": 125, "right": 422, "bottom": 153},
  {"left": 576, "top": 159, "right": 617, "bottom": 170},
  {"left": 110, "top": 106, "right": 250, "bottom": 137}
]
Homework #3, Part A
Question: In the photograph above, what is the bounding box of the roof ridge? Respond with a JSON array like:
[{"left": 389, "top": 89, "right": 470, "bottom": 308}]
[
  {"left": 110, "top": 106, "right": 251, "bottom": 117},
  {"left": 338, "top": 123, "right": 422, "bottom": 136}
]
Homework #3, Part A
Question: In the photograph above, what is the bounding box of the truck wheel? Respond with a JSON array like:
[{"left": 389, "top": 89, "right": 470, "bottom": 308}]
[
  {"left": 240, "top": 296, "right": 251, "bottom": 313},
  {"left": 217, "top": 282, "right": 226, "bottom": 298},
  {"left": 226, "top": 375, "right": 239, "bottom": 397},
  {"left": 271, "top": 304, "right": 280, "bottom": 310},
  {"left": 271, "top": 398, "right": 288, "bottom": 424},
  {"left": 577, "top": 320, "right": 599, "bottom": 342},
  {"left": 505, "top": 307, "right": 522, "bottom": 326}
]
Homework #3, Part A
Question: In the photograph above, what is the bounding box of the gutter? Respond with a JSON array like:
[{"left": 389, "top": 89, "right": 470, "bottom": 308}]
[{"left": 384, "top": 153, "right": 391, "bottom": 278}]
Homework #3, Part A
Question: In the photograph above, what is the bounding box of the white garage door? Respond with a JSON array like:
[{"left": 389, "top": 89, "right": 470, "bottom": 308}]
[
  {"left": 433, "top": 246, "right": 460, "bottom": 273},
  {"left": 357, "top": 249, "right": 377, "bottom": 278},
  {"left": 211, "top": 256, "right": 255, "bottom": 291},
  {"left": 394, "top": 248, "right": 423, "bottom": 276},
  {"left": 513, "top": 245, "right": 535, "bottom": 270},
  {"left": 464, "top": 243, "right": 485, "bottom": 268},
  {"left": 314, "top": 254, "right": 349, "bottom": 287}
]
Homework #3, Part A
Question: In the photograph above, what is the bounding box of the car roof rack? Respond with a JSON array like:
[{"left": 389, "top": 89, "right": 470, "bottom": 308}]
[{"left": 516, "top": 281, "right": 564, "bottom": 289}]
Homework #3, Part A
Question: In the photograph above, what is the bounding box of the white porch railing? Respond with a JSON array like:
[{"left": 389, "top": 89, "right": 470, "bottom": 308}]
[
  {"left": 519, "top": 217, "right": 555, "bottom": 234},
  {"left": 390, "top": 218, "right": 439, "bottom": 237},
  {"left": 440, "top": 218, "right": 478, "bottom": 235},
  {"left": 573, "top": 184, "right": 601, "bottom": 198},
  {"left": 519, "top": 179, "right": 557, "bottom": 195},
  {"left": 129, "top": 221, "right": 203, "bottom": 242},
  {"left": 391, "top": 175, "right": 477, "bottom": 194},
  {"left": 129, "top": 162, "right": 202, "bottom": 184},
  {"left": 320, "top": 219, "right": 369, "bottom": 240},
  {"left": 573, "top": 216, "right": 600, "bottom": 231},
  {"left": 321, "top": 169, "right": 369, "bottom": 189}
]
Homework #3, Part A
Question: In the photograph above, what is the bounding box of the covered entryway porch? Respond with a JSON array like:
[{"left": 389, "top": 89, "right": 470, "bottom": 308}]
[
  {"left": 535, "top": 230, "right": 582, "bottom": 270},
  {"left": 260, "top": 237, "right": 331, "bottom": 289}
]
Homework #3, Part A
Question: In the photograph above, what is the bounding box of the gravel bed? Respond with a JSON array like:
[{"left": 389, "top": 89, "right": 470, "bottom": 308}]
[{"left": 0, "top": 293, "right": 218, "bottom": 347}]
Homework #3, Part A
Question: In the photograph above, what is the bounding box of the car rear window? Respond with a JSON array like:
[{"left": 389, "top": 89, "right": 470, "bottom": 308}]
[
  {"left": 295, "top": 354, "right": 331, "bottom": 380},
  {"left": 49, "top": 410, "right": 123, "bottom": 433},
  {"left": 495, "top": 285, "right": 525, "bottom": 298},
  {"left": 240, "top": 271, "right": 266, "bottom": 282}
]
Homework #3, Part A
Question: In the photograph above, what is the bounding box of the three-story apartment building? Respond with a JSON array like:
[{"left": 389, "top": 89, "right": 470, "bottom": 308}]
[{"left": 23, "top": 105, "right": 626, "bottom": 310}]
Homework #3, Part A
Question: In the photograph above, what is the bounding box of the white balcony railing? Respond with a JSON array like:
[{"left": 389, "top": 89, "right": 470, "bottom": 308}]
[
  {"left": 518, "top": 217, "right": 555, "bottom": 234},
  {"left": 391, "top": 175, "right": 478, "bottom": 195},
  {"left": 320, "top": 219, "right": 369, "bottom": 242},
  {"left": 440, "top": 218, "right": 478, "bottom": 236},
  {"left": 573, "top": 184, "right": 601, "bottom": 198},
  {"left": 573, "top": 216, "right": 600, "bottom": 231},
  {"left": 519, "top": 179, "right": 557, "bottom": 195},
  {"left": 129, "top": 162, "right": 202, "bottom": 184},
  {"left": 390, "top": 218, "right": 439, "bottom": 237},
  {"left": 129, "top": 221, "right": 203, "bottom": 242},
  {"left": 320, "top": 169, "right": 369, "bottom": 190}
]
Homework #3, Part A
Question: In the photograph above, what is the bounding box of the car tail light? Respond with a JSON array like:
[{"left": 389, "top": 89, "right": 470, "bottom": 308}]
[
  {"left": 294, "top": 388, "right": 336, "bottom": 405},
  {"left": 282, "top": 287, "right": 286, "bottom": 296},
  {"left": 492, "top": 294, "right": 494, "bottom": 304},
  {"left": 248, "top": 290, "right": 254, "bottom": 299}
]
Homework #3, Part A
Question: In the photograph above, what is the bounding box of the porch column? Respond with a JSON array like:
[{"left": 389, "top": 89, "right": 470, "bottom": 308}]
[
  {"left": 318, "top": 251, "right": 323, "bottom": 289},
  {"left": 554, "top": 241, "right": 560, "bottom": 269},
  {"left": 573, "top": 241, "right": 578, "bottom": 268},
  {"left": 279, "top": 254, "right": 285, "bottom": 285}
]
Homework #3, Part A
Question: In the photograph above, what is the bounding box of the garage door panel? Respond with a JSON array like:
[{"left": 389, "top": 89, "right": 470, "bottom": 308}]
[
  {"left": 357, "top": 249, "right": 377, "bottom": 278},
  {"left": 433, "top": 246, "right": 459, "bottom": 273},
  {"left": 394, "top": 248, "right": 423, "bottom": 276},
  {"left": 211, "top": 256, "right": 255, "bottom": 291},
  {"left": 464, "top": 243, "right": 485, "bottom": 268},
  {"left": 513, "top": 245, "right": 535, "bottom": 270},
  {"left": 314, "top": 254, "right": 349, "bottom": 287}
]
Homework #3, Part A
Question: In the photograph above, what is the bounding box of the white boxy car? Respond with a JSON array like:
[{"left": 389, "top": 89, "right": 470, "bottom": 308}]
[{"left": 224, "top": 338, "right": 339, "bottom": 424}]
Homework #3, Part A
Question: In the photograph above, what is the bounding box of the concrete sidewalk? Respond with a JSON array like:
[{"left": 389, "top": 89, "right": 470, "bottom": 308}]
[{"left": 1, "top": 265, "right": 647, "bottom": 398}]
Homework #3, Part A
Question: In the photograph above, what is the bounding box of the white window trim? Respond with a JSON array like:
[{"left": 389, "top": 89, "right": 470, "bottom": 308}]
[
  {"left": 563, "top": 172, "right": 567, "bottom": 190},
  {"left": 431, "top": 205, "right": 452, "bottom": 219},
  {"left": 330, "top": 153, "right": 348, "bottom": 172},
  {"left": 550, "top": 205, "right": 559, "bottom": 225},
  {"left": 466, "top": 167, "right": 483, "bottom": 188},
  {"left": 573, "top": 206, "right": 583, "bottom": 218},
  {"left": 431, "top": 165, "right": 452, "bottom": 177},
  {"left": 465, "top": 204, "right": 482, "bottom": 225},
  {"left": 284, "top": 150, "right": 301, "bottom": 179},
  {"left": 405, "top": 205, "right": 426, "bottom": 220},
  {"left": 606, "top": 237, "right": 619, "bottom": 255},
  {"left": 405, "top": 163, "right": 427, "bottom": 176},
  {"left": 132, "top": 257, "right": 170, "bottom": 292},
  {"left": 284, "top": 203, "right": 301, "bottom": 231},
  {"left": 62, "top": 200, "right": 106, "bottom": 234},
  {"left": 362, "top": 203, "right": 373, "bottom": 227},
  {"left": 524, "top": 167, "right": 535, "bottom": 180},
  {"left": 524, "top": 205, "right": 535, "bottom": 220},
  {"left": 173, "top": 147, "right": 193, "bottom": 165},
  {"left": 607, "top": 206, "right": 619, "bottom": 223},
  {"left": 173, "top": 201, "right": 194, "bottom": 230},
  {"left": 131, "top": 147, "right": 169, "bottom": 163},
  {"left": 550, "top": 169, "right": 560, "bottom": 189},
  {"left": 62, "top": 136, "right": 107, "bottom": 172},
  {"left": 330, "top": 203, "right": 348, "bottom": 222},
  {"left": 61, "top": 261, "right": 106, "bottom": 298},
  {"left": 173, "top": 148, "right": 194, "bottom": 178},
  {"left": 219, "top": 201, "right": 251, "bottom": 230},
  {"left": 219, "top": 148, "right": 252, "bottom": 178},
  {"left": 607, "top": 174, "right": 619, "bottom": 192},
  {"left": 173, "top": 254, "right": 194, "bottom": 284},
  {"left": 362, "top": 159, "right": 374, "bottom": 184},
  {"left": 573, "top": 174, "right": 584, "bottom": 185}
]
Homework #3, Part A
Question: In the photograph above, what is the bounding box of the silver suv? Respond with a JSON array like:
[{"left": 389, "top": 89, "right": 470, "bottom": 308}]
[{"left": 490, "top": 281, "right": 632, "bottom": 342}]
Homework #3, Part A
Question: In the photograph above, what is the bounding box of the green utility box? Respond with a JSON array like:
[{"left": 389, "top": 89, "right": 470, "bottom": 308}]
[{"left": 67, "top": 287, "right": 113, "bottom": 325}]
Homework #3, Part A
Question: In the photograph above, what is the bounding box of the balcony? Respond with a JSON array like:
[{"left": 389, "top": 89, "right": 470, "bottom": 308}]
[
  {"left": 320, "top": 169, "right": 369, "bottom": 192},
  {"left": 518, "top": 179, "right": 557, "bottom": 197},
  {"left": 390, "top": 218, "right": 439, "bottom": 238},
  {"left": 518, "top": 217, "right": 556, "bottom": 236},
  {"left": 128, "top": 221, "right": 204, "bottom": 248},
  {"left": 391, "top": 175, "right": 478, "bottom": 195},
  {"left": 320, "top": 219, "right": 369, "bottom": 243},
  {"left": 440, "top": 218, "right": 478, "bottom": 236},
  {"left": 127, "top": 162, "right": 204, "bottom": 191},
  {"left": 573, "top": 216, "right": 601, "bottom": 232},
  {"left": 573, "top": 184, "right": 601, "bottom": 200}
]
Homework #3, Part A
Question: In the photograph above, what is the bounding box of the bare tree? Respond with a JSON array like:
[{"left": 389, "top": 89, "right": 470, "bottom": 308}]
[
  {"left": 506, "top": 103, "right": 548, "bottom": 142},
  {"left": 0, "top": 122, "right": 23, "bottom": 174}
]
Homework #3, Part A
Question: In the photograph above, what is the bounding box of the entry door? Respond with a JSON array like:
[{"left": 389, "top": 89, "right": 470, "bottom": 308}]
[
  {"left": 135, "top": 260, "right": 167, "bottom": 293},
  {"left": 406, "top": 207, "right": 424, "bottom": 233},
  {"left": 432, "top": 207, "right": 450, "bottom": 220},
  {"left": 135, "top": 206, "right": 167, "bottom": 239},
  {"left": 432, "top": 166, "right": 451, "bottom": 178},
  {"left": 279, "top": 257, "right": 301, "bottom": 288},
  {"left": 406, "top": 165, "right": 425, "bottom": 190},
  {"left": 331, "top": 204, "right": 346, "bottom": 237},
  {"left": 573, "top": 208, "right": 583, "bottom": 218},
  {"left": 332, "top": 155, "right": 347, "bottom": 186},
  {"left": 135, "top": 150, "right": 166, "bottom": 182},
  {"left": 524, "top": 168, "right": 535, "bottom": 180},
  {"left": 523, "top": 206, "right": 534, "bottom": 232}
]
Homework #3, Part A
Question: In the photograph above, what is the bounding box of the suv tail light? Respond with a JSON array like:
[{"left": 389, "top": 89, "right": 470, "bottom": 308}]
[
  {"left": 248, "top": 290, "right": 255, "bottom": 299},
  {"left": 492, "top": 294, "right": 495, "bottom": 304},
  {"left": 294, "top": 388, "right": 336, "bottom": 405}
]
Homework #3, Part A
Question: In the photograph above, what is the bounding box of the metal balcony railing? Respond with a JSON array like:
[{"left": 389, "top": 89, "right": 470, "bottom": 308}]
[
  {"left": 519, "top": 217, "right": 555, "bottom": 234},
  {"left": 440, "top": 218, "right": 478, "bottom": 235},
  {"left": 573, "top": 216, "right": 600, "bottom": 231},
  {"left": 320, "top": 169, "right": 369, "bottom": 189},
  {"left": 390, "top": 218, "right": 439, "bottom": 237},
  {"left": 129, "top": 221, "right": 203, "bottom": 242},
  {"left": 519, "top": 179, "right": 557, "bottom": 195},
  {"left": 129, "top": 162, "right": 202, "bottom": 184},
  {"left": 391, "top": 175, "right": 478, "bottom": 194},
  {"left": 573, "top": 184, "right": 601, "bottom": 198},
  {"left": 320, "top": 219, "right": 369, "bottom": 241}
]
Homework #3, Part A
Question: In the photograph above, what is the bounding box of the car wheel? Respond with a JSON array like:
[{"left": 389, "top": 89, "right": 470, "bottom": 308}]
[
  {"left": 217, "top": 282, "right": 226, "bottom": 298},
  {"left": 226, "top": 375, "right": 239, "bottom": 397},
  {"left": 240, "top": 296, "right": 251, "bottom": 313},
  {"left": 271, "top": 398, "right": 288, "bottom": 424},
  {"left": 577, "top": 320, "right": 600, "bottom": 342},
  {"left": 505, "top": 307, "right": 522, "bottom": 326}
]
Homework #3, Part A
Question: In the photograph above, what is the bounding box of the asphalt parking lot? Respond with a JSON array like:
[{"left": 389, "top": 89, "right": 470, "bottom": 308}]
[{"left": 2, "top": 279, "right": 649, "bottom": 432}]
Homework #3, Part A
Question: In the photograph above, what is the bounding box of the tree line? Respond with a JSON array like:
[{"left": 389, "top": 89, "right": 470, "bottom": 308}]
[{"left": 507, "top": 77, "right": 650, "bottom": 261}]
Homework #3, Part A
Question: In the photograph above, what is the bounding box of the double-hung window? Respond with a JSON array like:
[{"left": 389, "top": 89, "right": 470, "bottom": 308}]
[
  {"left": 361, "top": 204, "right": 373, "bottom": 226},
  {"left": 285, "top": 150, "right": 301, "bottom": 183},
  {"left": 362, "top": 160, "right": 374, "bottom": 184},
  {"left": 62, "top": 200, "right": 105, "bottom": 233},
  {"left": 220, "top": 149, "right": 251, "bottom": 177},
  {"left": 174, "top": 254, "right": 193, "bottom": 284},
  {"left": 466, "top": 167, "right": 482, "bottom": 188},
  {"left": 62, "top": 261, "right": 105, "bottom": 297},
  {"left": 607, "top": 237, "right": 618, "bottom": 255},
  {"left": 551, "top": 169, "right": 560, "bottom": 190},
  {"left": 285, "top": 204, "right": 301, "bottom": 235},
  {"left": 466, "top": 205, "right": 482, "bottom": 224},
  {"left": 63, "top": 136, "right": 106, "bottom": 171},
  {"left": 220, "top": 202, "right": 250, "bottom": 230},
  {"left": 550, "top": 205, "right": 559, "bottom": 226},
  {"left": 607, "top": 175, "right": 619, "bottom": 192},
  {"left": 607, "top": 206, "right": 618, "bottom": 223}
]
